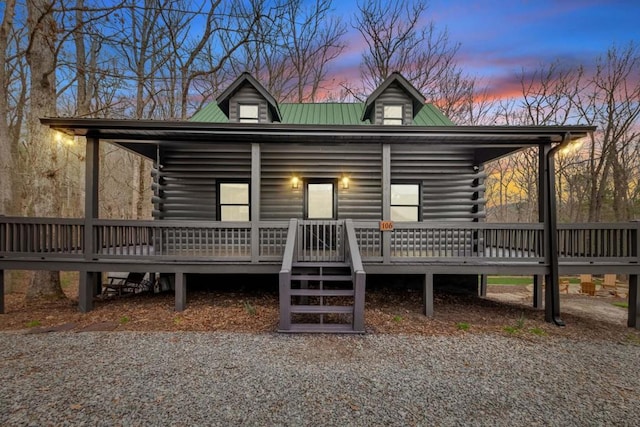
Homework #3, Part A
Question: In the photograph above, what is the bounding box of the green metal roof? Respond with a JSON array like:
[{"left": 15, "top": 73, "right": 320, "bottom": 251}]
[
  {"left": 190, "top": 101, "right": 453, "bottom": 126},
  {"left": 414, "top": 104, "right": 454, "bottom": 126},
  {"left": 190, "top": 103, "right": 229, "bottom": 122},
  {"left": 279, "top": 103, "right": 369, "bottom": 125}
]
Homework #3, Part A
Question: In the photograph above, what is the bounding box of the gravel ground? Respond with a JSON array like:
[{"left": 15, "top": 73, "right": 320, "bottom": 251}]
[{"left": 1, "top": 332, "right": 639, "bottom": 426}]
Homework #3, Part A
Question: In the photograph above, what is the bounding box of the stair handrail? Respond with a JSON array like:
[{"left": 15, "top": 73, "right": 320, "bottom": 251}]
[
  {"left": 345, "top": 219, "right": 364, "bottom": 273},
  {"left": 279, "top": 218, "right": 298, "bottom": 330},
  {"left": 280, "top": 218, "right": 298, "bottom": 274},
  {"left": 345, "top": 219, "right": 366, "bottom": 332}
]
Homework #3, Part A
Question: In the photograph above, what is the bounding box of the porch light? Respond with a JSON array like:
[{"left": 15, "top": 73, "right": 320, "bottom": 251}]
[
  {"left": 54, "top": 130, "right": 74, "bottom": 146},
  {"left": 291, "top": 176, "right": 300, "bottom": 189},
  {"left": 559, "top": 138, "right": 584, "bottom": 155},
  {"left": 341, "top": 176, "right": 350, "bottom": 189}
]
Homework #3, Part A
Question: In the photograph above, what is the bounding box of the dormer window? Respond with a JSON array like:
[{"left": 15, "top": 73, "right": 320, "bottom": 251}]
[
  {"left": 383, "top": 105, "right": 403, "bottom": 125},
  {"left": 239, "top": 104, "right": 259, "bottom": 123}
]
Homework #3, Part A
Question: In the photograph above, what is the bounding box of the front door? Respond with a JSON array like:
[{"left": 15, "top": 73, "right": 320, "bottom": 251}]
[
  {"left": 303, "top": 181, "right": 338, "bottom": 256},
  {"left": 305, "top": 181, "right": 336, "bottom": 220}
]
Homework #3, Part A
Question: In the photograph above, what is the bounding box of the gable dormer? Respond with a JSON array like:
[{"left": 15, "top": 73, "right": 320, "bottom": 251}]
[
  {"left": 361, "top": 72, "right": 425, "bottom": 125},
  {"left": 216, "top": 72, "right": 282, "bottom": 123}
]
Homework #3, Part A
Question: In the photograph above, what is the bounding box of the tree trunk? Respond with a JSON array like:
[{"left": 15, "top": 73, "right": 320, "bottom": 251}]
[
  {"left": 25, "top": 0, "right": 64, "bottom": 302},
  {"left": 0, "top": 0, "right": 17, "bottom": 215}
]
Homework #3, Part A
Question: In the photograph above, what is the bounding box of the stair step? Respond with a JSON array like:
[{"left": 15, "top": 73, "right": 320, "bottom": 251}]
[
  {"left": 291, "top": 275, "right": 353, "bottom": 282},
  {"left": 290, "top": 305, "right": 353, "bottom": 314},
  {"left": 290, "top": 289, "right": 355, "bottom": 297},
  {"left": 293, "top": 262, "right": 350, "bottom": 268},
  {"left": 280, "top": 323, "right": 364, "bottom": 334}
]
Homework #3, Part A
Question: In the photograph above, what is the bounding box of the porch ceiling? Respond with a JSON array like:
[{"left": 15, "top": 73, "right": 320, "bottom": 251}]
[{"left": 41, "top": 118, "right": 595, "bottom": 163}]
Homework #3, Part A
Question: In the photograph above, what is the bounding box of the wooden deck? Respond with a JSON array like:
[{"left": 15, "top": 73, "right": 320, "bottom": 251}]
[
  {"left": 1, "top": 217, "right": 638, "bottom": 272},
  {"left": 1, "top": 217, "right": 638, "bottom": 329}
]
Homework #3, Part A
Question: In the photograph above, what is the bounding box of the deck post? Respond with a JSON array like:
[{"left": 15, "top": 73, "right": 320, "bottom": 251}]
[
  {"left": 479, "top": 275, "right": 487, "bottom": 297},
  {"left": 533, "top": 275, "right": 543, "bottom": 309},
  {"left": 175, "top": 272, "right": 186, "bottom": 311},
  {"left": 423, "top": 273, "right": 434, "bottom": 317},
  {"left": 0, "top": 269, "right": 4, "bottom": 314},
  {"left": 382, "top": 144, "right": 391, "bottom": 264},
  {"left": 84, "top": 136, "right": 99, "bottom": 261},
  {"left": 78, "top": 271, "right": 97, "bottom": 313},
  {"left": 629, "top": 274, "right": 639, "bottom": 329},
  {"left": 279, "top": 270, "right": 291, "bottom": 330},
  {"left": 353, "top": 271, "right": 366, "bottom": 332},
  {"left": 251, "top": 143, "right": 260, "bottom": 263}
]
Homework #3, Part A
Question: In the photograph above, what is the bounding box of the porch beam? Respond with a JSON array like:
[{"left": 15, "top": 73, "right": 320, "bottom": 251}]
[
  {"left": 423, "top": 273, "right": 434, "bottom": 317},
  {"left": 629, "top": 274, "right": 639, "bottom": 329},
  {"left": 382, "top": 144, "right": 391, "bottom": 264},
  {"left": 175, "top": 272, "right": 186, "bottom": 311}
]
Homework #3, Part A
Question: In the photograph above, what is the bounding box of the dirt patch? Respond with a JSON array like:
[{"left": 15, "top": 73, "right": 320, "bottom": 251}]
[{"left": 1, "top": 281, "right": 638, "bottom": 344}]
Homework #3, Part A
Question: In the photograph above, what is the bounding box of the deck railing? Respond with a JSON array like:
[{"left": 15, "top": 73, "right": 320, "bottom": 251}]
[
  {"left": 0, "top": 218, "right": 289, "bottom": 262},
  {"left": 0, "top": 217, "right": 84, "bottom": 257},
  {"left": 557, "top": 223, "right": 638, "bottom": 262},
  {"left": 0, "top": 217, "right": 638, "bottom": 265},
  {"left": 296, "top": 220, "right": 344, "bottom": 262},
  {"left": 352, "top": 222, "right": 546, "bottom": 262}
]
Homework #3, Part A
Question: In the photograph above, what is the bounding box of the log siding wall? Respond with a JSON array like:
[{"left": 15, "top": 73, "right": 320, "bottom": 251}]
[
  {"left": 153, "top": 143, "right": 485, "bottom": 223},
  {"left": 391, "top": 145, "right": 486, "bottom": 221}
]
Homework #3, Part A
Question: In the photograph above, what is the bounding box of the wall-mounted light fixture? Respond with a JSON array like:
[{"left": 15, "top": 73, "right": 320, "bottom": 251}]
[
  {"left": 291, "top": 176, "right": 300, "bottom": 190},
  {"left": 341, "top": 176, "right": 350, "bottom": 189},
  {"left": 559, "top": 138, "right": 585, "bottom": 156}
]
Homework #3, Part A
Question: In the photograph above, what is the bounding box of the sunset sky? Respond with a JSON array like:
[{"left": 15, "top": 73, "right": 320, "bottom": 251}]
[{"left": 332, "top": 0, "right": 640, "bottom": 98}]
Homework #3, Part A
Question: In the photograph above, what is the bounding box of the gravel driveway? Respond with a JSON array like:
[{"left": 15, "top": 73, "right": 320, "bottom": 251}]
[{"left": 1, "top": 332, "right": 639, "bottom": 426}]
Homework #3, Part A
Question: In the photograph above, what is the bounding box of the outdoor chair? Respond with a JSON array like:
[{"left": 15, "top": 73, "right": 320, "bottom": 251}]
[
  {"left": 103, "top": 272, "right": 152, "bottom": 296},
  {"left": 579, "top": 274, "right": 595, "bottom": 296},
  {"left": 602, "top": 274, "right": 618, "bottom": 295}
]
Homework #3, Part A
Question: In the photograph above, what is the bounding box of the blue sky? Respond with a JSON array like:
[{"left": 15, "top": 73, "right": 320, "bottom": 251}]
[{"left": 331, "top": 0, "right": 640, "bottom": 98}]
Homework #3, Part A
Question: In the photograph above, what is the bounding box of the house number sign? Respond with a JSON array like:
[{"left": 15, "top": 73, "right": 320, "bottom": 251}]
[{"left": 379, "top": 221, "right": 394, "bottom": 231}]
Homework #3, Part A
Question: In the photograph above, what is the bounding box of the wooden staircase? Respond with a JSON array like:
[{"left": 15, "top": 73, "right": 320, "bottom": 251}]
[{"left": 279, "top": 219, "right": 366, "bottom": 333}]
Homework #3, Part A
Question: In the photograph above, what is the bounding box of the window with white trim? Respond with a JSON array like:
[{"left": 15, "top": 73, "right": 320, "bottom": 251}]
[
  {"left": 239, "top": 104, "right": 259, "bottom": 123},
  {"left": 219, "top": 183, "right": 249, "bottom": 221},
  {"left": 383, "top": 105, "right": 403, "bottom": 125},
  {"left": 390, "top": 184, "right": 420, "bottom": 221}
]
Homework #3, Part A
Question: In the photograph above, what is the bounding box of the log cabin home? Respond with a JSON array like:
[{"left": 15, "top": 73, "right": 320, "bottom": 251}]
[{"left": 1, "top": 72, "right": 638, "bottom": 332}]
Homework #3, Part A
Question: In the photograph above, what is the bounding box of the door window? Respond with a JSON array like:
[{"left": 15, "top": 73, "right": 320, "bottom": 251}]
[{"left": 306, "top": 182, "right": 335, "bottom": 219}]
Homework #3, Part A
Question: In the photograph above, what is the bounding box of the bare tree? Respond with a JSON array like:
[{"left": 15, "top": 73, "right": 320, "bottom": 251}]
[
  {"left": 0, "top": 0, "right": 17, "bottom": 215},
  {"left": 25, "top": 0, "right": 65, "bottom": 301},
  {"left": 230, "top": 0, "right": 345, "bottom": 102},
  {"left": 353, "top": 0, "right": 460, "bottom": 99},
  {"left": 574, "top": 43, "right": 640, "bottom": 221}
]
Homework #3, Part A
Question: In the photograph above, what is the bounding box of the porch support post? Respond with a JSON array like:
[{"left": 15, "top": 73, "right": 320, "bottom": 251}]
[
  {"left": 175, "top": 272, "right": 186, "bottom": 311},
  {"left": 0, "top": 269, "right": 4, "bottom": 314},
  {"left": 423, "top": 272, "right": 434, "bottom": 317},
  {"left": 628, "top": 274, "right": 639, "bottom": 329},
  {"left": 533, "top": 275, "right": 543, "bottom": 309},
  {"left": 251, "top": 143, "right": 260, "bottom": 263},
  {"left": 353, "top": 271, "right": 366, "bottom": 332},
  {"left": 79, "top": 271, "right": 98, "bottom": 313},
  {"left": 81, "top": 136, "right": 100, "bottom": 310},
  {"left": 84, "top": 136, "right": 99, "bottom": 261},
  {"left": 479, "top": 275, "right": 487, "bottom": 297},
  {"left": 382, "top": 144, "right": 391, "bottom": 264},
  {"left": 544, "top": 138, "right": 566, "bottom": 325}
]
